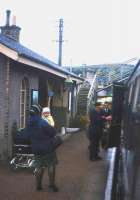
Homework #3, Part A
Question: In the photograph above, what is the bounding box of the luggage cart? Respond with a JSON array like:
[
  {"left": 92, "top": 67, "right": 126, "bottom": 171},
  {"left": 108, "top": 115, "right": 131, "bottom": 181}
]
[{"left": 10, "top": 143, "right": 34, "bottom": 170}]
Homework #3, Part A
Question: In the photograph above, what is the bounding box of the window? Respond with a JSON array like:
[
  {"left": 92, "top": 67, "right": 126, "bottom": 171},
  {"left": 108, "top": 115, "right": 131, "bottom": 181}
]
[
  {"left": 68, "top": 91, "right": 72, "bottom": 111},
  {"left": 20, "top": 78, "right": 29, "bottom": 129},
  {"left": 128, "top": 84, "right": 133, "bottom": 104},
  {"left": 132, "top": 77, "right": 140, "bottom": 112},
  {"left": 31, "top": 90, "right": 39, "bottom": 105}
]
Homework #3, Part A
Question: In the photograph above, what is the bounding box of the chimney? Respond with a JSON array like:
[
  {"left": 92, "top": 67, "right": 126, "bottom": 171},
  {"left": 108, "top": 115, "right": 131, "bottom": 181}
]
[
  {"left": 0, "top": 10, "right": 21, "bottom": 42},
  {"left": 6, "top": 10, "right": 10, "bottom": 26}
]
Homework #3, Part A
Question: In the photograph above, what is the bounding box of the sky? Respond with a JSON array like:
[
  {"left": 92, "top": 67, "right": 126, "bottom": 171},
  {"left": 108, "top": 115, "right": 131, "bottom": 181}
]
[{"left": 0, "top": 0, "right": 140, "bottom": 66}]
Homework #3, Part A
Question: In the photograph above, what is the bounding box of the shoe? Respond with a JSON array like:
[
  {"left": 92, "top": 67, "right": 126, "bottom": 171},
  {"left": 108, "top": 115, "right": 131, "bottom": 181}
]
[
  {"left": 90, "top": 156, "right": 102, "bottom": 161},
  {"left": 36, "top": 186, "right": 43, "bottom": 191},
  {"left": 89, "top": 156, "right": 93, "bottom": 161},
  {"left": 49, "top": 185, "right": 59, "bottom": 192},
  {"left": 96, "top": 156, "right": 102, "bottom": 160}
]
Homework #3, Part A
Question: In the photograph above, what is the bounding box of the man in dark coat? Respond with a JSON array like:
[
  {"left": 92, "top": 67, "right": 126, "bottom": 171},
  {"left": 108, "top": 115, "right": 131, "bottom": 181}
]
[
  {"left": 16, "top": 105, "right": 59, "bottom": 192},
  {"left": 101, "top": 102, "right": 112, "bottom": 149},
  {"left": 88, "top": 102, "right": 105, "bottom": 161},
  {"left": 102, "top": 101, "right": 112, "bottom": 117}
]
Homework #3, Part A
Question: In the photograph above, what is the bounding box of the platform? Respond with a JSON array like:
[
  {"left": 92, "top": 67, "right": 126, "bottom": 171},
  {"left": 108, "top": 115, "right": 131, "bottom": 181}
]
[{"left": 0, "top": 130, "right": 109, "bottom": 200}]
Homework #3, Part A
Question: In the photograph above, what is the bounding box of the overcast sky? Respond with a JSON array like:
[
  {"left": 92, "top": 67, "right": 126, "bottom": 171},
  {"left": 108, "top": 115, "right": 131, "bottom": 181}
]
[{"left": 0, "top": 0, "right": 140, "bottom": 66}]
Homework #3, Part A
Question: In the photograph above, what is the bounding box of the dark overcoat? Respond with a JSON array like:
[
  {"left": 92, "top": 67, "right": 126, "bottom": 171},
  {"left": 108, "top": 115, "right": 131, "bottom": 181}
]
[
  {"left": 88, "top": 109, "right": 104, "bottom": 141},
  {"left": 15, "top": 115, "right": 57, "bottom": 155}
]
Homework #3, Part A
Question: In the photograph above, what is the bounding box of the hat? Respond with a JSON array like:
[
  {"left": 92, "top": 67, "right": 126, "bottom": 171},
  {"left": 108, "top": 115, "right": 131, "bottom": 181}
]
[
  {"left": 30, "top": 104, "right": 42, "bottom": 115},
  {"left": 94, "top": 102, "right": 101, "bottom": 107},
  {"left": 42, "top": 107, "right": 50, "bottom": 113}
]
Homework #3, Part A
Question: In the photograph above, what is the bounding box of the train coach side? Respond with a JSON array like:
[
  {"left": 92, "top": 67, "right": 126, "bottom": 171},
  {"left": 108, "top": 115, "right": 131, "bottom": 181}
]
[
  {"left": 104, "top": 61, "right": 140, "bottom": 200},
  {"left": 120, "top": 61, "right": 140, "bottom": 200}
]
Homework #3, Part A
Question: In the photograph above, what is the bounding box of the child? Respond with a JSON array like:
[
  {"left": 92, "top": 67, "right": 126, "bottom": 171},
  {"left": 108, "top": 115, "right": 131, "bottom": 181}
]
[{"left": 42, "top": 107, "right": 55, "bottom": 127}]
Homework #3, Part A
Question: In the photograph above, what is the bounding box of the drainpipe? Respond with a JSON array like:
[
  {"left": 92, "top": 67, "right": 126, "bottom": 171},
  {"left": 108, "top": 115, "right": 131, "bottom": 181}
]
[{"left": 4, "top": 58, "right": 10, "bottom": 159}]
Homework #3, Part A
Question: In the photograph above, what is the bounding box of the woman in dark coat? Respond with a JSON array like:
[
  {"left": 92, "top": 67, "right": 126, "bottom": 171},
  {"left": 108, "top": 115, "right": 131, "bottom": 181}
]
[{"left": 16, "top": 105, "right": 59, "bottom": 192}]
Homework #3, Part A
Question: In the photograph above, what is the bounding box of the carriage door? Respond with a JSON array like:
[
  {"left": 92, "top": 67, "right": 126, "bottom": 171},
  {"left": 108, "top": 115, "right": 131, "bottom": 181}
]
[{"left": 109, "top": 82, "right": 125, "bottom": 147}]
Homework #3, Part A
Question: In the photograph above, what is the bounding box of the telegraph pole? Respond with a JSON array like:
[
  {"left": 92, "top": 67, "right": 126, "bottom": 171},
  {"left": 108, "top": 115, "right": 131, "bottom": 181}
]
[{"left": 58, "top": 18, "right": 64, "bottom": 66}]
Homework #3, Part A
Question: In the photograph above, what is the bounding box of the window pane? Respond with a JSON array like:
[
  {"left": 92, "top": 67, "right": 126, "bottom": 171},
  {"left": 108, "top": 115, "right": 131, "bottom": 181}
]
[{"left": 132, "top": 77, "right": 140, "bottom": 112}]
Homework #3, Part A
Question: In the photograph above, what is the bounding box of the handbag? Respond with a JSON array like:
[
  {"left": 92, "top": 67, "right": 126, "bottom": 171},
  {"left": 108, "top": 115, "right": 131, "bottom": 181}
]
[{"left": 51, "top": 135, "right": 63, "bottom": 151}]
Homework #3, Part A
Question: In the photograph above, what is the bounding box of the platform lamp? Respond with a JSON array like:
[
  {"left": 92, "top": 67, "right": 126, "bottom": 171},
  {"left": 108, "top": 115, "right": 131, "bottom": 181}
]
[{"left": 64, "top": 75, "right": 74, "bottom": 91}]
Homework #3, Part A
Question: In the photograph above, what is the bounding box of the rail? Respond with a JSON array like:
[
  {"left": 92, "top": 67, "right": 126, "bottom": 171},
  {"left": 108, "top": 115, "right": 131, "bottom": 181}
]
[{"left": 87, "top": 74, "right": 97, "bottom": 113}]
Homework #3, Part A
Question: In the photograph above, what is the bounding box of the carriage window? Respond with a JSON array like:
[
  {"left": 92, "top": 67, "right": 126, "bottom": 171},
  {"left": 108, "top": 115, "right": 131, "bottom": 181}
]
[
  {"left": 132, "top": 77, "right": 140, "bottom": 112},
  {"left": 20, "top": 78, "right": 29, "bottom": 128},
  {"left": 136, "top": 82, "right": 140, "bottom": 112}
]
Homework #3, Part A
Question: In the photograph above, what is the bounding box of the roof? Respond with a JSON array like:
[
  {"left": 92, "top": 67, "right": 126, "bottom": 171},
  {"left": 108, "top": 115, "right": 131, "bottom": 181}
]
[{"left": 0, "top": 34, "right": 83, "bottom": 81}]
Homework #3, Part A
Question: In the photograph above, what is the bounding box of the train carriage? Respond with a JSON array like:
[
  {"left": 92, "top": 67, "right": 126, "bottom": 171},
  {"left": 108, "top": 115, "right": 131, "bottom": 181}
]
[{"left": 104, "top": 60, "right": 140, "bottom": 200}]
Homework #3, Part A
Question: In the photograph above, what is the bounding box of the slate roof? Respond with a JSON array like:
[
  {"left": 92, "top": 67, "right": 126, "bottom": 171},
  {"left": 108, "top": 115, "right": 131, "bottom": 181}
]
[{"left": 0, "top": 34, "right": 83, "bottom": 80}]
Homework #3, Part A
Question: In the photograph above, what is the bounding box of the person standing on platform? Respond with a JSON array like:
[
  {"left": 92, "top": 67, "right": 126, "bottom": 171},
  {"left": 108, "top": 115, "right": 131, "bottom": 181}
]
[
  {"left": 42, "top": 107, "right": 55, "bottom": 127},
  {"left": 102, "top": 101, "right": 112, "bottom": 117},
  {"left": 16, "top": 105, "right": 59, "bottom": 192},
  {"left": 101, "top": 102, "right": 112, "bottom": 149},
  {"left": 88, "top": 102, "right": 105, "bottom": 161}
]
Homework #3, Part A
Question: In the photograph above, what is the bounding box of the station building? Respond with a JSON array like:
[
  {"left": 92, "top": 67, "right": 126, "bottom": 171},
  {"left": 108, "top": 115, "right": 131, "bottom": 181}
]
[{"left": 0, "top": 10, "right": 83, "bottom": 160}]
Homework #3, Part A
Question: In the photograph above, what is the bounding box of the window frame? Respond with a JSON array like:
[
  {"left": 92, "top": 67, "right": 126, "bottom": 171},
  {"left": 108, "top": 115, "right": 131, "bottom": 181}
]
[
  {"left": 19, "top": 78, "right": 29, "bottom": 129},
  {"left": 132, "top": 77, "right": 140, "bottom": 113}
]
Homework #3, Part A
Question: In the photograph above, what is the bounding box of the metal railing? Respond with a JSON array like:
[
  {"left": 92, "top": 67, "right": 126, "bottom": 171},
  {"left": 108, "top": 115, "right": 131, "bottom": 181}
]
[
  {"left": 87, "top": 74, "right": 97, "bottom": 113},
  {"left": 109, "top": 68, "right": 134, "bottom": 83}
]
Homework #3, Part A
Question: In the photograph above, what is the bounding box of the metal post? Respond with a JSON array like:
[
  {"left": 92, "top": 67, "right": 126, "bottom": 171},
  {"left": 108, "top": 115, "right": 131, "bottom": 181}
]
[{"left": 58, "top": 18, "right": 63, "bottom": 66}]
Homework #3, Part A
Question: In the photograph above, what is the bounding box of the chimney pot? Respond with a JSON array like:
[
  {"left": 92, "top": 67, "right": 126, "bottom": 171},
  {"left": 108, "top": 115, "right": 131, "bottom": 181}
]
[
  {"left": 12, "top": 16, "right": 16, "bottom": 25},
  {"left": 6, "top": 10, "right": 11, "bottom": 26},
  {"left": 0, "top": 10, "right": 21, "bottom": 42}
]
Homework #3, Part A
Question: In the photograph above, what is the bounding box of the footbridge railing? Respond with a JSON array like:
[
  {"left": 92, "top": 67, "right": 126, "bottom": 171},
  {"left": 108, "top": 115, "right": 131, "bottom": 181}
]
[{"left": 87, "top": 74, "right": 97, "bottom": 114}]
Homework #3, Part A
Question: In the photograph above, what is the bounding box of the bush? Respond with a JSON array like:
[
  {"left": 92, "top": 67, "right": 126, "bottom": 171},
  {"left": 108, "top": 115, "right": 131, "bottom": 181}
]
[{"left": 69, "top": 114, "right": 89, "bottom": 129}]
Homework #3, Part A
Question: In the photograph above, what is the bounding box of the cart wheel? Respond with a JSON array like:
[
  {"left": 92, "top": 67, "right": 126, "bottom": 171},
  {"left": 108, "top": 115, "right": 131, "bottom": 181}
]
[
  {"left": 9, "top": 162, "right": 18, "bottom": 171},
  {"left": 9, "top": 158, "right": 18, "bottom": 171}
]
